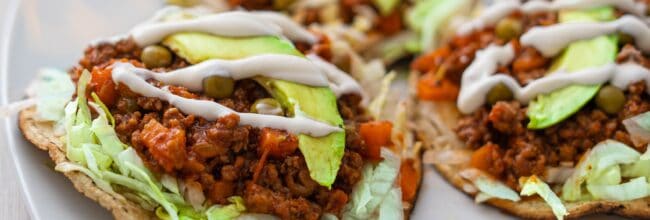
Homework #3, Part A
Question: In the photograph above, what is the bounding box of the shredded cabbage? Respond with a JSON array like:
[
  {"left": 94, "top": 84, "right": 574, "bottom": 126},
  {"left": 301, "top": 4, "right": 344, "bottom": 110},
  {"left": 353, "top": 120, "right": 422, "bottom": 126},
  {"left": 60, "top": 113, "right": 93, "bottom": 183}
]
[
  {"left": 406, "top": 0, "right": 471, "bottom": 51},
  {"left": 623, "top": 111, "right": 650, "bottom": 146},
  {"left": 342, "top": 148, "right": 403, "bottom": 219},
  {"left": 520, "top": 176, "right": 567, "bottom": 220},
  {"left": 562, "top": 140, "right": 640, "bottom": 201},
  {"left": 55, "top": 70, "right": 245, "bottom": 220},
  {"left": 205, "top": 197, "right": 246, "bottom": 220},
  {"left": 473, "top": 177, "right": 521, "bottom": 203},
  {"left": 587, "top": 177, "right": 648, "bottom": 201},
  {"left": 622, "top": 147, "right": 650, "bottom": 179},
  {"left": 35, "top": 68, "right": 75, "bottom": 121}
]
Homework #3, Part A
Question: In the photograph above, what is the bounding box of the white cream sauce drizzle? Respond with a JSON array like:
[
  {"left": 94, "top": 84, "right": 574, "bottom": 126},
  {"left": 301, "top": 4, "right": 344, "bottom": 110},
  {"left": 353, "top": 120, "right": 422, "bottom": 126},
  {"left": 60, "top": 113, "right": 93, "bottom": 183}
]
[
  {"left": 131, "top": 11, "right": 316, "bottom": 46},
  {"left": 521, "top": 15, "right": 650, "bottom": 57},
  {"left": 457, "top": 44, "right": 650, "bottom": 114},
  {"left": 307, "top": 54, "right": 365, "bottom": 99},
  {"left": 93, "top": 9, "right": 316, "bottom": 46},
  {"left": 119, "top": 54, "right": 330, "bottom": 91},
  {"left": 457, "top": 0, "right": 647, "bottom": 35},
  {"left": 112, "top": 63, "right": 342, "bottom": 137}
]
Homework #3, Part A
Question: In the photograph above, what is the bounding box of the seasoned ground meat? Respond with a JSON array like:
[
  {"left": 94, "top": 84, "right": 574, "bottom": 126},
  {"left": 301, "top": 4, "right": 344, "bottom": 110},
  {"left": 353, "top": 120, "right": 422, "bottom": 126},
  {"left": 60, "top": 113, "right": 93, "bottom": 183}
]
[
  {"left": 440, "top": 11, "right": 650, "bottom": 188},
  {"left": 457, "top": 81, "right": 650, "bottom": 188},
  {"left": 78, "top": 39, "right": 367, "bottom": 219}
]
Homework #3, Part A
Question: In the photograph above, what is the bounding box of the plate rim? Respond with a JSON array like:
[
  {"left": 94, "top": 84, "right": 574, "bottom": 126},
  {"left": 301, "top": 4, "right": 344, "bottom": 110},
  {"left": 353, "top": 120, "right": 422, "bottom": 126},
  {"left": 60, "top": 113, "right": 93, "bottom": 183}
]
[{"left": 1, "top": 0, "right": 39, "bottom": 219}]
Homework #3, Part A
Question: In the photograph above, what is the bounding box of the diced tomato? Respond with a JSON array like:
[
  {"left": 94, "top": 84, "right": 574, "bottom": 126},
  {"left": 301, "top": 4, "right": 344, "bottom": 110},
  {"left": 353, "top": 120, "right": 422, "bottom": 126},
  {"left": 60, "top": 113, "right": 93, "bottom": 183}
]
[
  {"left": 399, "top": 158, "right": 420, "bottom": 202},
  {"left": 138, "top": 119, "right": 187, "bottom": 173},
  {"left": 359, "top": 121, "right": 393, "bottom": 161},
  {"left": 470, "top": 143, "right": 503, "bottom": 177},
  {"left": 417, "top": 73, "right": 459, "bottom": 101},
  {"left": 258, "top": 128, "right": 299, "bottom": 158},
  {"left": 90, "top": 66, "right": 117, "bottom": 106}
]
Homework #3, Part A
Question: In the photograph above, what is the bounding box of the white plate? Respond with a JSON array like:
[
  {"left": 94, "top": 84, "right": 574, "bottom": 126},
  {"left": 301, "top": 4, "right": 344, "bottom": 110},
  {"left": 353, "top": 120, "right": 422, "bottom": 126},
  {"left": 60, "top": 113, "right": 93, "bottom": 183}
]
[{"left": 0, "top": 0, "right": 629, "bottom": 219}]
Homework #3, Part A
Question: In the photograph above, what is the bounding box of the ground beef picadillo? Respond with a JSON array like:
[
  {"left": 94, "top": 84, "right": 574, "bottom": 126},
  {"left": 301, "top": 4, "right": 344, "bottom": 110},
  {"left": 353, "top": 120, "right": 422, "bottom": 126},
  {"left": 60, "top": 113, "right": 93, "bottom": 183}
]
[
  {"left": 75, "top": 38, "right": 368, "bottom": 220},
  {"left": 415, "top": 11, "right": 650, "bottom": 188}
]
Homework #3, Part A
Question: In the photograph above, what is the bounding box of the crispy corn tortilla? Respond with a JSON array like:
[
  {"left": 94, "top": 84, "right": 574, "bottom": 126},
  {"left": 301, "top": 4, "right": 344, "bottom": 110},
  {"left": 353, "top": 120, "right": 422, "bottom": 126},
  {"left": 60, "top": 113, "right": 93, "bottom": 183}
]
[
  {"left": 19, "top": 105, "right": 422, "bottom": 219},
  {"left": 411, "top": 72, "right": 650, "bottom": 219}
]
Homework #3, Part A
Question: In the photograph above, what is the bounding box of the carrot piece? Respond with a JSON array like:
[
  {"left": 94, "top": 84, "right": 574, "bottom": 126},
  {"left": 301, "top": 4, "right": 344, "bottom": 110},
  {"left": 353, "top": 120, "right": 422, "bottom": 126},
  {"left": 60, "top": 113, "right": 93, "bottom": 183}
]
[
  {"left": 411, "top": 46, "right": 451, "bottom": 73},
  {"left": 258, "top": 128, "right": 299, "bottom": 158},
  {"left": 90, "top": 67, "right": 117, "bottom": 106},
  {"left": 138, "top": 119, "right": 187, "bottom": 173},
  {"left": 359, "top": 121, "right": 393, "bottom": 161},
  {"left": 399, "top": 158, "right": 420, "bottom": 202},
  {"left": 253, "top": 128, "right": 298, "bottom": 183},
  {"left": 470, "top": 143, "right": 503, "bottom": 177},
  {"left": 417, "top": 73, "right": 460, "bottom": 101}
]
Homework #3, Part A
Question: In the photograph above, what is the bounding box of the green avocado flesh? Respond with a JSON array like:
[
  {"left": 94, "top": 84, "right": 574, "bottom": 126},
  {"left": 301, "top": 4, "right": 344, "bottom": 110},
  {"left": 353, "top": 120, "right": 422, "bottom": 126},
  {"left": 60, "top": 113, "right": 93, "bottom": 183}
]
[
  {"left": 526, "top": 7, "right": 618, "bottom": 129},
  {"left": 162, "top": 32, "right": 303, "bottom": 63},
  {"left": 163, "top": 32, "right": 345, "bottom": 187}
]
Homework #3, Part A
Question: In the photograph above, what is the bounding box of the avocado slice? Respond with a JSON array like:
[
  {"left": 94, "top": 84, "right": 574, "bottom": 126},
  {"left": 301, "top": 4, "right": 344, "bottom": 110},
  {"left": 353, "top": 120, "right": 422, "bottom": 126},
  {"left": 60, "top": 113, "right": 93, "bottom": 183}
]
[
  {"left": 527, "top": 7, "right": 618, "bottom": 129},
  {"left": 163, "top": 32, "right": 345, "bottom": 187},
  {"left": 163, "top": 32, "right": 303, "bottom": 63}
]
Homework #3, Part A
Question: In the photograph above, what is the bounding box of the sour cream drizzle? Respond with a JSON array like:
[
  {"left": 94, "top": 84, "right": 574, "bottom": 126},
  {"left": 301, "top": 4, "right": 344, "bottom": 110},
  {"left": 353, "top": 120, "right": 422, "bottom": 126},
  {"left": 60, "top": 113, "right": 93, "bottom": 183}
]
[
  {"left": 521, "top": 15, "right": 650, "bottom": 57},
  {"left": 93, "top": 10, "right": 317, "bottom": 46},
  {"left": 112, "top": 62, "right": 342, "bottom": 137},
  {"left": 307, "top": 54, "right": 365, "bottom": 98},
  {"left": 457, "top": 0, "right": 647, "bottom": 35},
  {"left": 132, "top": 11, "right": 316, "bottom": 45},
  {"left": 119, "top": 54, "right": 330, "bottom": 91},
  {"left": 457, "top": 44, "right": 650, "bottom": 114}
]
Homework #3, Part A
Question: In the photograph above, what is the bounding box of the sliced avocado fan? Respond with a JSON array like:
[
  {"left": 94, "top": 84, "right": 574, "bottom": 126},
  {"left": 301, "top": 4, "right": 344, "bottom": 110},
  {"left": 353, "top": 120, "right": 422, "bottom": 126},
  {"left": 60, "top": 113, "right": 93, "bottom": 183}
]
[
  {"left": 163, "top": 32, "right": 345, "bottom": 187},
  {"left": 527, "top": 7, "right": 618, "bottom": 129}
]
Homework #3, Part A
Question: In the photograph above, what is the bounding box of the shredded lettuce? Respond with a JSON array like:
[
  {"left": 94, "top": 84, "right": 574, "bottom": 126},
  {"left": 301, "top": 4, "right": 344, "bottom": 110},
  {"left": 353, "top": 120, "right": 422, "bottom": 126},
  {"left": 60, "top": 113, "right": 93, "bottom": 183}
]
[
  {"left": 623, "top": 111, "right": 650, "bottom": 146},
  {"left": 205, "top": 197, "right": 246, "bottom": 220},
  {"left": 54, "top": 70, "right": 246, "bottom": 220},
  {"left": 35, "top": 68, "right": 75, "bottom": 121},
  {"left": 406, "top": 0, "right": 471, "bottom": 52},
  {"left": 622, "top": 147, "right": 650, "bottom": 179},
  {"left": 342, "top": 148, "right": 403, "bottom": 219},
  {"left": 562, "top": 140, "right": 640, "bottom": 201},
  {"left": 473, "top": 177, "right": 521, "bottom": 203},
  {"left": 586, "top": 177, "right": 649, "bottom": 201},
  {"left": 520, "top": 176, "right": 567, "bottom": 220}
]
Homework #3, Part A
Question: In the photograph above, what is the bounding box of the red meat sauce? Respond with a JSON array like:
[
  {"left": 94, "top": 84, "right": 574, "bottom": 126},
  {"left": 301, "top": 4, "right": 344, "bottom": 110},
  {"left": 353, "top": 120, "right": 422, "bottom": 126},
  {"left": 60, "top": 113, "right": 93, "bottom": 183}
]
[
  {"left": 413, "top": 11, "right": 650, "bottom": 188},
  {"left": 72, "top": 38, "right": 371, "bottom": 219}
]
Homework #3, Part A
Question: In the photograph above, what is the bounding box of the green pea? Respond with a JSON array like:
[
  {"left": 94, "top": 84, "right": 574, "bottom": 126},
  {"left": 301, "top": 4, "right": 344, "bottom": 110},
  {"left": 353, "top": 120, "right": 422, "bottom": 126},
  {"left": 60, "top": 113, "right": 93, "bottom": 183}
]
[
  {"left": 495, "top": 18, "right": 523, "bottom": 41},
  {"left": 250, "top": 98, "right": 284, "bottom": 116},
  {"left": 141, "top": 45, "right": 172, "bottom": 68},
  {"left": 486, "top": 83, "right": 514, "bottom": 105},
  {"left": 203, "top": 76, "right": 235, "bottom": 99},
  {"left": 596, "top": 85, "right": 626, "bottom": 114}
]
